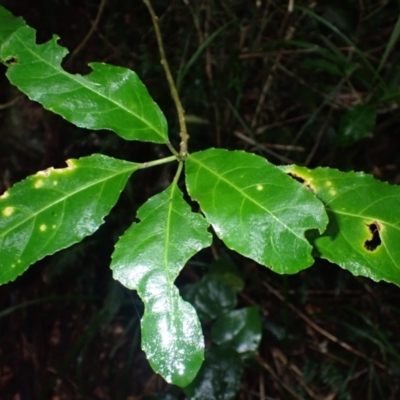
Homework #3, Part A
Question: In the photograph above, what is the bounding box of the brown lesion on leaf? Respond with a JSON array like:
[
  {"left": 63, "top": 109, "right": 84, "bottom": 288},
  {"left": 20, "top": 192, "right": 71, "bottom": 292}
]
[
  {"left": 5, "top": 56, "right": 18, "bottom": 65},
  {"left": 364, "top": 221, "right": 382, "bottom": 251},
  {"left": 287, "top": 172, "right": 315, "bottom": 194}
]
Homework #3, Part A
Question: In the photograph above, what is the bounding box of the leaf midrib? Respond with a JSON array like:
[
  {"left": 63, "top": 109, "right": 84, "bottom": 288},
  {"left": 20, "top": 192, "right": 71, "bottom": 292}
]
[
  {"left": 324, "top": 210, "right": 400, "bottom": 270},
  {"left": 0, "top": 164, "right": 137, "bottom": 239},
  {"left": 328, "top": 208, "right": 400, "bottom": 232},
  {"left": 164, "top": 185, "right": 174, "bottom": 288},
  {"left": 11, "top": 27, "right": 165, "bottom": 141},
  {"left": 190, "top": 155, "right": 306, "bottom": 242}
]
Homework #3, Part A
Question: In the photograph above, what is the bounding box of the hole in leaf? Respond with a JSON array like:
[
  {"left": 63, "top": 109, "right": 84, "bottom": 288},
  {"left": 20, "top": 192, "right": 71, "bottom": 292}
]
[
  {"left": 287, "top": 172, "right": 315, "bottom": 193},
  {"left": 364, "top": 222, "right": 381, "bottom": 251},
  {"left": 288, "top": 172, "right": 305, "bottom": 184},
  {"left": 5, "top": 56, "right": 18, "bottom": 65}
]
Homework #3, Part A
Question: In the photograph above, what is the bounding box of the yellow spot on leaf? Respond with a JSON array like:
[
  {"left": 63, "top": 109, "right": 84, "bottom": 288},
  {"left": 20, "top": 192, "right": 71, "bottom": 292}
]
[
  {"left": 53, "top": 181, "right": 58, "bottom": 186},
  {"left": 330, "top": 188, "right": 337, "bottom": 196},
  {"left": 38, "top": 168, "right": 52, "bottom": 177},
  {"left": 52, "top": 225, "right": 56, "bottom": 229},
  {"left": 3, "top": 206, "right": 14, "bottom": 216},
  {"left": 256, "top": 184, "right": 264, "bottom": 191},
  {"left": 325, "top": 181, "right": 332, "bottom": 187},
  {"left": 52, "top": 160, "right": 75, "bottom": 174},
  {"left": 66, "top": 160, "right": 77, "bottom": 169},
  {"left": 35, "top": 180, "right": 44, "bottom": 188},
  {"left": 40, "top": 224, "right": 47, "bottom": 232},
  {"left": 0, "top": 192, "right": 9, "bottom": 199}
]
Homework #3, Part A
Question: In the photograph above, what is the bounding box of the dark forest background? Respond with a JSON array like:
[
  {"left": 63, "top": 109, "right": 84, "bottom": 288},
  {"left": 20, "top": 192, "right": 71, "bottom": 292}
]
[{"left": 1, "top": 0, "right": 400, "bottom": 399}]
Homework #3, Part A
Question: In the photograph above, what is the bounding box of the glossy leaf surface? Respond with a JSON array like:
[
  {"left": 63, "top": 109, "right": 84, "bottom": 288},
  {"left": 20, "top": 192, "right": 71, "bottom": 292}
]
[
  {"left": 186, "top": 149, "right": 328, "bottom": 273},
  {"left": 111, "top": 183, "right": 212, "bottom": 387},
  {"left": 0, "top": 154, "right": 138, "bottom": 284},
  {"left": 0, "top": 20, "right": 167, "bottom": 143},
  {"left": 182, "top": 255, "right": 243, "bottom": 322},
  {"left": 0, "top": 6, "right": 26, "bottom": 45},
  {"left": 183, "top": 347, "right": 243, "bottom": 400},
  {"left": 211, "top": 307, "right": 262, "bottom": 358},
  {"left": 182, "top": 274, "right": 238, "bottom": 322},
  {"left": 283, "top": 165, "right": 400, "bottom": 286}
]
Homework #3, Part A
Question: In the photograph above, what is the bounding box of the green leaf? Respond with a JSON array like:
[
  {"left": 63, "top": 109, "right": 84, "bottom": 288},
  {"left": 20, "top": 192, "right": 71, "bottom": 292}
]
[
  {"left": 176, "top": 21, "right": 234, "bottom": 89},
  {"left": 182, "top": 274, "right": 238, "bottom": 322},
  {"left": 185, "top": 149, "right": 328, "bottom": 273},
  {"left": 0, "top": 154, "right": 138, "bottom": 285},
  {"left": 0, "top": 24, "right": 167, "bottom": 143},
  {"left": 0, "top": 6, "right": 26, "bottom": 46},
  {"left": 111, "top": 183, "right": 212, "bottom": 387},
  {"left": 183, "top": 347, "right": 243, "bottom": 400},
  {"left": 297, "top": 6, "right": 385, "bottom": 86},
  {"left": 182, "top": 255, "right": 243, "bottom": 321},
  {"left": 301, "top": 58, "right": 343, "bottom": 76},
  {"left": 378, "top": 13, "right": 400, "bottom": 73},
  {"left": 282, "top": 165, "right": 400, "bottom": 286},
  {"left": 337, "top": 105, "right": 376, "bottom": 146},
  {"left": 379, "top": 88, "right": 400, "bottom": 104},
  {"left": 211, "top": 307, "right": 262, "bottom": 359},
  {"left": 208, "top": 253, "right": 244, "bottom": 293}
]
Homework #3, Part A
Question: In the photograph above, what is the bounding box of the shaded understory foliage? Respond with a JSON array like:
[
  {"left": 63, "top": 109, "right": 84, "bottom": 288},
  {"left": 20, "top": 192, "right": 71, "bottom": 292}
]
[{"left": 1, "top": 0, "right": 400, "bottom": 398}]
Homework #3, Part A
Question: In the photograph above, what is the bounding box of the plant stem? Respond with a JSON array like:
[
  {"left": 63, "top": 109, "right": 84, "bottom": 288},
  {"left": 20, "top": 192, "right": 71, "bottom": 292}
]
[
  {"left": 143, "top": 0, "right": 189, "bottom": 159},
  {"left": 166, "top": 141, "right": 180, "bottom": 157},
  {"left": 172, "top": 160, "right": 184, "bottom": 185},
  {"left": 140, "top": 155, "right": 177, "bottom": 169},
  {"left": 66, "top": 0, "right": 107, "bottom": 64}
]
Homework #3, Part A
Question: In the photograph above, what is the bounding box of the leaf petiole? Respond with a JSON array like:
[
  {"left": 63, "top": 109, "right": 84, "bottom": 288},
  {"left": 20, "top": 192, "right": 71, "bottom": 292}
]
[
  {"left": 140, "top": 155, "right": 178, "bottom": 169},
  {"left": 172, "top": 160, "right": 184, "bottom": 185}
]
